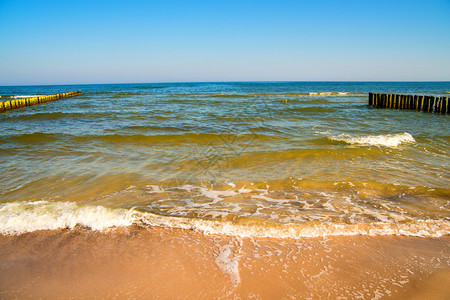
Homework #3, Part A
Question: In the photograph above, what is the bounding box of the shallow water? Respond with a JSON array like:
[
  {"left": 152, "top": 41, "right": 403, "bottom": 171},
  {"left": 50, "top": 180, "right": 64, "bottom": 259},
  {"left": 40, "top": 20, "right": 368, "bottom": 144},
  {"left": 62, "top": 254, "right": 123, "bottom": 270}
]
[{"left": 0, "top": 82, "right": 449, "bottom": 238}]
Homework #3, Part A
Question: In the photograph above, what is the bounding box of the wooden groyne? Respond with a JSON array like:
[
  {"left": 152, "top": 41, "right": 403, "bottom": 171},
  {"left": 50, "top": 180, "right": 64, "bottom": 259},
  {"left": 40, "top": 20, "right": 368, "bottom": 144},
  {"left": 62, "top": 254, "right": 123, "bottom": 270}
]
[
  {"left": 0, "top": 91, "right": 82, "bottom": 113},
  {"left": 369, "top": 93, "right": 448, "bottom": 114}
]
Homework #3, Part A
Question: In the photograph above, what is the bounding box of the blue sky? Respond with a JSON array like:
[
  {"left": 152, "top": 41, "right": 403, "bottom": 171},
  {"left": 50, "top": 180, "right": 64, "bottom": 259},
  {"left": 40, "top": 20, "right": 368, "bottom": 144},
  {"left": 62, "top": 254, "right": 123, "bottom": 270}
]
[{"left": 0, "top": 0, "right": 449, "bottom": 85}]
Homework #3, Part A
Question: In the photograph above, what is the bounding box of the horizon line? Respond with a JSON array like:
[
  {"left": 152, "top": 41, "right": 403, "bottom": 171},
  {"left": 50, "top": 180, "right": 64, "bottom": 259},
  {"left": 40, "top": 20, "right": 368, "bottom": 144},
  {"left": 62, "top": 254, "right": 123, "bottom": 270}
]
[{"left": 1, "top": 80, "right": 450, "bottom": 87}]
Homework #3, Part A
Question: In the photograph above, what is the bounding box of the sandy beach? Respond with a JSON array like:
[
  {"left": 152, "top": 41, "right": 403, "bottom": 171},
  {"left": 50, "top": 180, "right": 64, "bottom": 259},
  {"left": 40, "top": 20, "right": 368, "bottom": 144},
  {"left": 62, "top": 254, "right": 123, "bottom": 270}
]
[{"left": 1, "top": 227, "right": 449, "bottom": 299}]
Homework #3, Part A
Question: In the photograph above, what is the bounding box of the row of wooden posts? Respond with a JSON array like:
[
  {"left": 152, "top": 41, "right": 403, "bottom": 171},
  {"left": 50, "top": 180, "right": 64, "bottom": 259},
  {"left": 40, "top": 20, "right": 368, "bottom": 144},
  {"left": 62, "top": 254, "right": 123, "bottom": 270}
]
[
  {"left": 369, "top": 93, "right": 448, "bottom": 114},
  {"left": 0, "top": 91, "right": 82, "bottom": 113}
]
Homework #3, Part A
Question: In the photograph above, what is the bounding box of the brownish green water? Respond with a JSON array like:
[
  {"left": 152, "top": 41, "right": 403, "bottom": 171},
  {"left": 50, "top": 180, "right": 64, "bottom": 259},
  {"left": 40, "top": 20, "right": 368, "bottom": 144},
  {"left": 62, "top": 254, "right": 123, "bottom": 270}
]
[{"left": 0, "top": 82, "right": 449, "bottom": 238}]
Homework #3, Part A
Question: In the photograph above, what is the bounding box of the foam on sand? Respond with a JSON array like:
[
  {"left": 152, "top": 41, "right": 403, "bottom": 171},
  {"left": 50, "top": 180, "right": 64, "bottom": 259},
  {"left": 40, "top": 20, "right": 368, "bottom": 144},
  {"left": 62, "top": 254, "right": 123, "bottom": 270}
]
[{"left": 214, "top": 242, "right": 241, "bottom": 287}]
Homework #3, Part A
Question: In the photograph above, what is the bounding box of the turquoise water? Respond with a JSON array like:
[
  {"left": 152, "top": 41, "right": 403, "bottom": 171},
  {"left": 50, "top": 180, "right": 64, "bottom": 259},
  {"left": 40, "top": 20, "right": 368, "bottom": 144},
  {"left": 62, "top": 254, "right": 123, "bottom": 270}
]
[{"left": 0, "top": 82, "right": 449, "bottom": 237}]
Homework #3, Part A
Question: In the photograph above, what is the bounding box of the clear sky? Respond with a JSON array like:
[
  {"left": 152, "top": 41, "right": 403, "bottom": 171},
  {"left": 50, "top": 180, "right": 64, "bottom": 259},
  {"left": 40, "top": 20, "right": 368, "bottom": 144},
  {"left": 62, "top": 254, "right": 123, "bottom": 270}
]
[{"left": 1, "top": 0, "right": 449, "bottom": 85}]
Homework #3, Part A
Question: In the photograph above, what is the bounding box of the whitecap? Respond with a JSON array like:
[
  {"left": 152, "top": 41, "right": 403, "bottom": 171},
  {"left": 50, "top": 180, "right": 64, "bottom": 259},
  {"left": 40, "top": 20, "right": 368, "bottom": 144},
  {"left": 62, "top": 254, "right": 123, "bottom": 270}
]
[
  {"left": 0, "top": 201, "right": 136, "bottom": 234},
  {"left": 1, "top": 200, "right": 449, "bottom": 238},
  {"left": 331, "top": 132, "right": 415, "bottom": 147}
]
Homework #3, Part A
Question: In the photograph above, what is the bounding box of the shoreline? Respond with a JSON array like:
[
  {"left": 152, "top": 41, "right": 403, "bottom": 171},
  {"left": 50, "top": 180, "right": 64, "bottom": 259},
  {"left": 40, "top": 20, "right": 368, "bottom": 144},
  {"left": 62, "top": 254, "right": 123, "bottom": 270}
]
[
  {"left": 1, "top": 82, "right": 449, "bottom": 299},
  {"left": 1, "top": 226, "right": 449, "bottom": 299}
]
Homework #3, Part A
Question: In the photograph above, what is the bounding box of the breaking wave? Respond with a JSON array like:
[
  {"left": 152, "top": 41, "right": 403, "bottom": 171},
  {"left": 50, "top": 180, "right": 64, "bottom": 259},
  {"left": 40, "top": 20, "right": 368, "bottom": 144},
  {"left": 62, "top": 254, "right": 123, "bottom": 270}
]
[
  {"left": 0, "top": 201, "right": 136, "bottom": 234},
  {"left": 1, "top": 200, "right": 448, "bottom": 238},
  {"left": 330, "top": 132, "right": 415, "bottom": 147}
]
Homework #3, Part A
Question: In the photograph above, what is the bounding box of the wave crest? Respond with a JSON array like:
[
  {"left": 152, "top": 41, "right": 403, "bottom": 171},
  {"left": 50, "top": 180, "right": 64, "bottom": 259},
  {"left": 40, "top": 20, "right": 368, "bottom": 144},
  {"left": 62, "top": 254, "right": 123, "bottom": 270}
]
[
  {"left": 0, "top": 201, "right": 136, "bottom": 234},
  {"left": 1, "top": 201, "right": 449, "bottom": 238},
  {"left": 331, "top": 132, "right": 415, "bottom": 147}
]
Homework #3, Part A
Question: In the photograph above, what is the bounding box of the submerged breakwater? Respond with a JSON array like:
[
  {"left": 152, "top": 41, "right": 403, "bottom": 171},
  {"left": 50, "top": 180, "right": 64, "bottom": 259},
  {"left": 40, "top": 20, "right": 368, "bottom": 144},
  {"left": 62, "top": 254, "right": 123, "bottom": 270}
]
[
  {"left": 0, "top": 91, "right": 82, "bottom": 112},
  {"left": 369, "top": 92, "right": 449, "bottom": 114}
]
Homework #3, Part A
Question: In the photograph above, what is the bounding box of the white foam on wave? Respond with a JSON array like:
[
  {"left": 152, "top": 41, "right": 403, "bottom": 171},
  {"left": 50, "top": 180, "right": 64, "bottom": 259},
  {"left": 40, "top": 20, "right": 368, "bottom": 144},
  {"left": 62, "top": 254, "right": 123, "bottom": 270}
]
[
  {"left": 331, "top": 132, "right": 415, "bottom": 147},
  {"left": 0, "top": 201, "right": 136, "bottom": 234},
  {"left": 309, "top": 92, "right": 349, "bottom": 96},
  {"left": 12, "top": 95, "right": 40, "bottom": 99},
  {"left": 146, "top": 185, "right": 164, "bottom": 193},
  {"left": 1, "top": 200, "right": 449, "bottom": 238},
  {"left": 143, "top": 215, "right": 450, "bottom": 239}
]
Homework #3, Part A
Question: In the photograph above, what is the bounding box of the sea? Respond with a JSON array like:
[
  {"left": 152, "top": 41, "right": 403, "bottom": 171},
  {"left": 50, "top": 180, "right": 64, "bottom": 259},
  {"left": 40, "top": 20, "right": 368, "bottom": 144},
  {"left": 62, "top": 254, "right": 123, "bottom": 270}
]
[{"left": 0, "top": 81, "right": 449, "bottom": 238}]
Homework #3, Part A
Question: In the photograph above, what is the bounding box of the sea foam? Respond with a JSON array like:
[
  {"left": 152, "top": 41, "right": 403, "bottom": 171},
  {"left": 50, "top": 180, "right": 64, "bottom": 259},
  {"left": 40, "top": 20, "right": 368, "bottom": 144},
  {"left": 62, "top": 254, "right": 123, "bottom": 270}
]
[
  {"left": 1, "top": 200, "right": 449, "bottom": 238},
  {"left": 309, "top": 92, "right": 349, "bottom": 96},
  {"left": 12, "top": 95, "right": 40, "bottom": 99},
  {"left": 331, "top": 132, "right": 415, "bottom": 147},
  {"left": 0, "top": 201, "right": 136, "bottom": 234}
]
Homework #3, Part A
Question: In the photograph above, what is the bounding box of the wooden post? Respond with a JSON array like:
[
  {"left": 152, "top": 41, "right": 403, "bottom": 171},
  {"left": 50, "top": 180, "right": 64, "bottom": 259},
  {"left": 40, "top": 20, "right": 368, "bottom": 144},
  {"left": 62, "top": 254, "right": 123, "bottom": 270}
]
[
  {"left": 428, "top": 97, "right": 434, "bottom": 113},
  {"left": 447, "top": 97, "right": 450, "bottom": 114},
  {"left": 436, "top": 97, "right": 442, "bottom": 114},
  {"left": 369, "top": 93, "right": 373, "bottom": 106}
]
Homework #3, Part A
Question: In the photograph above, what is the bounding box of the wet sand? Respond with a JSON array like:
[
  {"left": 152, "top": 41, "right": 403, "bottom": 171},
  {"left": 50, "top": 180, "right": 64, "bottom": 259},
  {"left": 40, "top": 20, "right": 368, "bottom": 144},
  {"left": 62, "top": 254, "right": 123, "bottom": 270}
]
[{"left": 0, "top": 226, "right": 449, "bottom": 299}]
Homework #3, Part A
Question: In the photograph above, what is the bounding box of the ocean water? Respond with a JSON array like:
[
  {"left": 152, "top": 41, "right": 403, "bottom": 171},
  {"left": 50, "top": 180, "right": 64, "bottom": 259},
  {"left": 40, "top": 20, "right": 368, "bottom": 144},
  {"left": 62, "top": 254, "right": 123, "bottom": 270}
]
[{"left": 1, "top": 82, "right": 449, "bottom": 238}]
